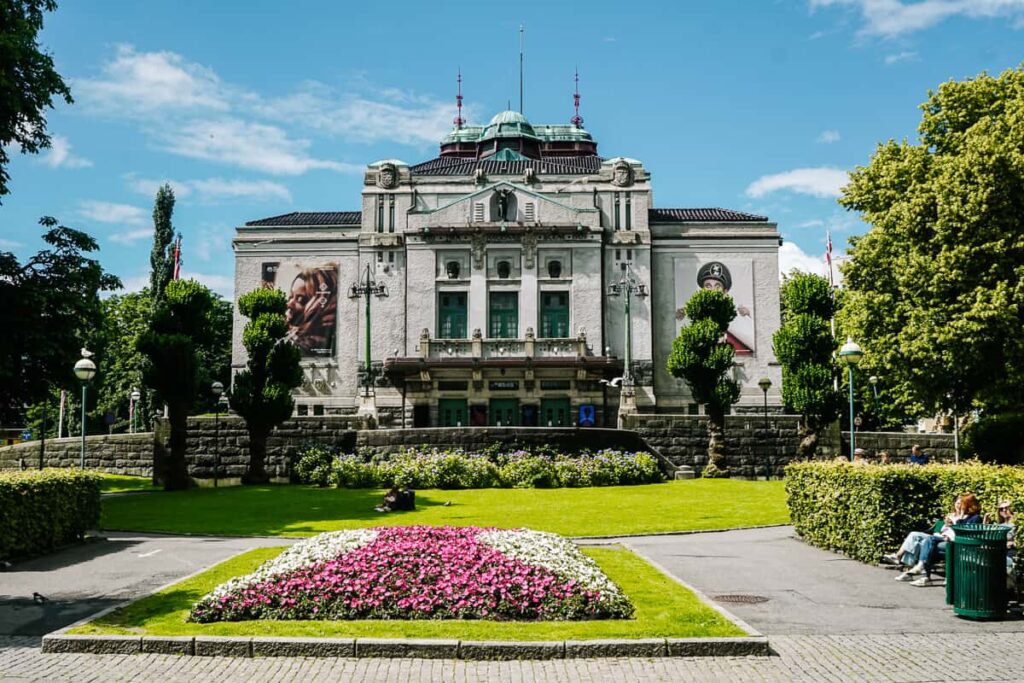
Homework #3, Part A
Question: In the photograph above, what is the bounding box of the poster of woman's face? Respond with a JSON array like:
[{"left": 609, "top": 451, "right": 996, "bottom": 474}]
[
  {"left": 674, "top": 258, "right": 756, "bottom": 354},
  {"left": 261, "top": 262, "right": 338, "bottom": 357}
]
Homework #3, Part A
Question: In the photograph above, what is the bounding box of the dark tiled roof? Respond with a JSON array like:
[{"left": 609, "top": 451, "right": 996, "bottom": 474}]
[
  {"left": 245, "top": 211, "right": 361, "bottom": 227},
  {"left": 410, "top": 155, "right": 604, "bottom": 176},
  {"left": 649, "top": 208, "right": 768, "bottom": 223}
]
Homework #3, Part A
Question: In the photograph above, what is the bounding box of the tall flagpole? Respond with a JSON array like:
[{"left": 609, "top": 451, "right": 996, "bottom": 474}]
[
  {"left": 827, "top": 230, "right": 839, "bottom": 392},
  {"left": 519, "top": 24, "right": 524, "bottom": 114}
]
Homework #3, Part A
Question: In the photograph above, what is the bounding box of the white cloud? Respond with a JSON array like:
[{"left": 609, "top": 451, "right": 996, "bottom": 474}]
[
  {"left": 779, "top": 241, "right": 845, "bottom": 285},
  {"left": 78, "top": 200, "right": 147, "bottom": 226},
  {"left": 180, "top": 270, "right": 233, "bottom": 298},
  {"left": 127, "top": 175, "right": 291, "bottom": 202},
  {"left": 193, "top": 225, "right": 233, "bottom": 262},
  {"left": 809, "top": 0, "right": 1024, "bottom": 37},
  {"left": 160, "top": 118, "right": 358, "bottom": 175},
  {"left": 108, "top": 228, "right": 153, "bottom": 245},
  {"left": 816, "top": 130, "right": 841, "bottom": 143},
  {"left": 746, "top": 167, "right": 849, "bottom": 198},
  {"left": 74, "top": 43, "right": 229, "bottom": 115},
  {"left": 0, "top": 238, "right": 24, "bottom": 249},
  {"left": 116, "top": 274, "right": 150, "bottom": 293},
  {"left": 797, "top": 219, "right": 825, "bottom": 228},
  {"left": 40, "top": 136, "right": 92, "bottom": 168},
  {"left": 885, "top": 50, "right": 919, "bottom": 64}
]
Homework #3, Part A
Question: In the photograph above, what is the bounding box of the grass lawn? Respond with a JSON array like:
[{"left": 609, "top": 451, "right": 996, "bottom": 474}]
[
  {"left": 71, "top": 545, "right": 745, "bottom": 640},
  {"left": 101, "top": 479, "right": 789, "bottom": 537},
  {"left": 98, "top": 473, "right": 160, "bottom": 494}
]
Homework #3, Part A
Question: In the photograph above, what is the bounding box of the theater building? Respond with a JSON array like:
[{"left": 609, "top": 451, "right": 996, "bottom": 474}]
[{"left": 232, "top": 108, "right": 782, "bottom": 427}]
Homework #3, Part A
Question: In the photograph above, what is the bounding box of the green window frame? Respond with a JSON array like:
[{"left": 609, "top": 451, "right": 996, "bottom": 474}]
[
  {"left": 540, "top": 291, "right": 570, "bottom": 338},
  {"left": 438, "top": 292, "right": 467, "bottom": 339},
  {"left": 489, "top": 291, "right": 518, "bottom": 339}
]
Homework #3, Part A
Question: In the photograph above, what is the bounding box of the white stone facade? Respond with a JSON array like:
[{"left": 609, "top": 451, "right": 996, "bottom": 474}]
[{"left": 232, "top": 112, "right": 782, "bottom": 426}]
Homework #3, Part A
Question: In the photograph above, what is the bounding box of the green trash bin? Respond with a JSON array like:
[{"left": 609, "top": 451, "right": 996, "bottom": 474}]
[{"left": 948, "top": 523, "right": 1010, "bottom": 620}]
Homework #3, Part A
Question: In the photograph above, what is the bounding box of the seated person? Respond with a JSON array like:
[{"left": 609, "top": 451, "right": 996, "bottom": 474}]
[
  {"left": 985, "top": 500, "right": 1016, "bottom": 583},
  {"left": 906, "top": 493, "right": 982, "bottom": 587},
  {"left": 375, "top": 485, "right": 401, "bottom": 513},
  {"left": 908, "top": 444, "right": 929, "bottom": 466},
  {"left": 883, "top": 496, "right": 961, "bottom": 573},
  {"left": 877, "top": 450, "right": 892, "bottom": 465}
]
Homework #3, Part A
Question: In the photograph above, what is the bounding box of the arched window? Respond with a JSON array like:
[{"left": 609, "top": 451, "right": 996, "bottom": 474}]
[
  {"left": 489, "top": 190, "right": 517, "bottom": 221},
  {"left": 446, "top": 260, "right": 461, "bottom": 279}
]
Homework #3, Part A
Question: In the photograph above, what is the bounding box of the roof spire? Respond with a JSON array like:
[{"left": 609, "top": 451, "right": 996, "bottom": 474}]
[
  {"left": 453, "top": 69, "right": 465, "bottom": 129},
  {"left": 571, "top": 67, "right": 583, "bottom": 128}
]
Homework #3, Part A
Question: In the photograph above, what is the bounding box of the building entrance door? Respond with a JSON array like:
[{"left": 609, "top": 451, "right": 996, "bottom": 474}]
[
  {"left": 438, "top": 399, "right": 468, "bottom": 427},
  {"left": 489, "top": 399, "right": 519, "bottom": 426},
  {"left": 540, "top": 398, "right": 571, "bottom": 427}
]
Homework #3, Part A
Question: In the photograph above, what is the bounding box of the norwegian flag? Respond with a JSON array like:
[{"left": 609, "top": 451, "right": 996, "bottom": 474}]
[
  {"left": 172, "top": 235, "right": 182, "bottom": 280},
  {"left": 825, "top": 230, "right": 834, "bottom": 286}
]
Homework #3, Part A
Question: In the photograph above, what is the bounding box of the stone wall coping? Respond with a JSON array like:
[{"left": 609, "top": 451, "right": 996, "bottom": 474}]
[{"left": 41, "top": 633, "right": 770, "bottom": 659}]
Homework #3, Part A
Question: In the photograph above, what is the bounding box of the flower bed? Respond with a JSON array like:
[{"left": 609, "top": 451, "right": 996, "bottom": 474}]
[
  {"left": 189, "top": 526, "right": 634, "bottom": 623},
  {"left": 295, "top": 445, "right": 663, "bottom": 489}
]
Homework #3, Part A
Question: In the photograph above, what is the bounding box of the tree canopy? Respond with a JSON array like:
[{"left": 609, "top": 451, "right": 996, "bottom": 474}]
[
  {"left": 0, "top": 0, "right": 72, "bottom": 200},
  {"left": 837, "top": 64, "right": 1024, "bottom": 418}
]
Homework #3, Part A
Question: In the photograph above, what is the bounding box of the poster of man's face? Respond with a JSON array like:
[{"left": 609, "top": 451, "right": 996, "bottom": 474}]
[
  {"left": 674, "top": 258, "right": 756, "bottom": 354},
  {"left": 261, "top": 262, "right": 338, "bottom": 357}
]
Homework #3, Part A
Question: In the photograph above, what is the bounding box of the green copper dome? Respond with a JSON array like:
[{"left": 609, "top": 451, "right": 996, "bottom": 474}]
[{"left": 479, "top": 110, "right": 538, "bottom": 141}]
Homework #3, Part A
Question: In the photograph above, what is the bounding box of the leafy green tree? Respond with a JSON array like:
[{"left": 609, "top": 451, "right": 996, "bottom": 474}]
[
  {"left": 137, "top": 280, "right": 215, "bottom": 490},
  {"left": 0, "top": 218, "right": 120, "bottom": 425},
  {"left": 0, "top": 0, "right": 72, "bottom": 200},
  {"left": 194, "top": 295, "right": 233, "bottom": 414},
  {"left": 773, "top": 272, "right": 840, "bottom": 457},
  {"left": 838, "top": 65, "right": 1024, "bottom": 419},
  {"left": 230, "top": 289, "right": 302, "bottom": 485},
  {"left": 667, "top": 289, "right": 740, "bottom": 477},
  {"left": 94, "top": 291, "right": 153, "bottom": 433},
  {"left": 149, "top": 184, "right": 176, "bottom": 305}
]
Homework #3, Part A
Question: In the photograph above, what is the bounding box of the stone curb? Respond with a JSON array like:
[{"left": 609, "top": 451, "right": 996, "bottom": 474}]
[{"left": 41, "top": 633, "right": 770, "bottom": 659}]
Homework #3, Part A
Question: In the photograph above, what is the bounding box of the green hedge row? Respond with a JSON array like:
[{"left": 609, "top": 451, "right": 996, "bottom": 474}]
[
  {"left": 785, "top": 461, "right": 1024, "bottom": 564},
  {"left": 0, "top": 469, "right": 102, "bottom": 561}
]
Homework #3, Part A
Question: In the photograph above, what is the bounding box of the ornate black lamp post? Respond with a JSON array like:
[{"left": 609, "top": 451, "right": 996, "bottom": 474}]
[
  {"left": 606, "top": 263, "right": 647, "bottom": 387},
  {"left": 758, "top": 377, "right": 772, "bottom": 479},
  {"left": 211, "top": 381, "right": 224, "bottom": 487},
  {"left": 839, "top": 337, "right": 864, "bottom": 462},
  {"left": 73, "top": 351, "right": 97, "bottom": 469},
  {"left": 349, "top": 263, "right": 388, "bottom": 395}
]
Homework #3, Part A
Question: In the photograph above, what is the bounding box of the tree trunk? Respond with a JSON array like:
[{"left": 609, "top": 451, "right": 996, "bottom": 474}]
[
  {"left": 163, "top": 403, "right": 191, "bottom": 491},
  {"left": 243, "top": 428, "right": 271, "bottom": 485},
  {"left": 702, "top": 408, "right": 729, "bottom": 478},
  {"left": 796, "top": 418, "right": 819, "bottom": 460}
]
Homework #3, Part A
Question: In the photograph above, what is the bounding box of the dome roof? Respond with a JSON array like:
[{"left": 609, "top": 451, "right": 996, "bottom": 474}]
[{"left": 480, "top": 110, "right": 538, "bottom": 141}]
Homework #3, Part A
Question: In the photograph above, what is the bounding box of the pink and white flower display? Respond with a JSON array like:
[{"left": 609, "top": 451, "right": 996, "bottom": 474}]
[{"left": 189, "top": 526, "right": 633, "bottom": 623}]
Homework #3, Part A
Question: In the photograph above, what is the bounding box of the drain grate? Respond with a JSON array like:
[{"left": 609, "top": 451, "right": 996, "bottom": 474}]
[{"left": 713, "top": 594, "right": 770, "bottom": 604}]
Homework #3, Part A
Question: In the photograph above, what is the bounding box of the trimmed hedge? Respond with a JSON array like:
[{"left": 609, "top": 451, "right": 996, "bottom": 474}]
[
  {"left": 0, "top": 469, "right": 102, "bottom": 561},
  {"left": 293, "top": 446, "right": 663, "bottom": 490},
  {"left": 785, "top": 461, "right": 1024, "bottom": 564}
]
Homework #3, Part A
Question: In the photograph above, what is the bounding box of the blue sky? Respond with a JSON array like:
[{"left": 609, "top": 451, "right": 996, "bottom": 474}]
[{"left": 1, "top": 0, "right": 1021, "bottom": 296}]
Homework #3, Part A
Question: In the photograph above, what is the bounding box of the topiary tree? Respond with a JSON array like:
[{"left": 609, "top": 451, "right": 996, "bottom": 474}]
[
  {"left": 667, "top": 289, "right": 740, "bottom": 477},
  {"left": 136, "top": 279, "right": 214, "bottom": 490},
  {"left": 773, "top": 272, "right": 841, "bottom": 459},
  {"left": 230, "top": 288, "right": 302, "bottom": 485}
]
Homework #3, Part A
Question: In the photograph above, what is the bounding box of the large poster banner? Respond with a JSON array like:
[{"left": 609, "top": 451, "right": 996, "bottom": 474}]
[
  {"left": 261, "top": 262, "right": 338, "bottom": 357},
  {"left": 673, "top": 257, "right": 755, "bottom": 354}
]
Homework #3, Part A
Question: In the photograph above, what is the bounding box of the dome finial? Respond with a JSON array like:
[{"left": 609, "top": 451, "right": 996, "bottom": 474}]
[
  {"left": 453, "top": 69, "right": 465, "bottom": 129},
  {"left": 571, "top": 67, "right": 583, "bottom": 128}
]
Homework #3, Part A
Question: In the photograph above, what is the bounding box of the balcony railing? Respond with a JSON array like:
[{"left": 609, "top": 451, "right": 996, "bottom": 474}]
[{"left": 420, "top": 327, "right": 590, "bottom": 360}]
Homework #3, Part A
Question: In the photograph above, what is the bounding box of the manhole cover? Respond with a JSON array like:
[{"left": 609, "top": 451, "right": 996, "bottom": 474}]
[{"left": 713, "top": 594, "right": 770, "bottom": 604}]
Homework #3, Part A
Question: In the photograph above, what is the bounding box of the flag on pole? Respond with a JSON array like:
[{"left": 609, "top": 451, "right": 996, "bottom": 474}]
[{"left": 172, "top": 234, "right": 182, "bottom": 280}]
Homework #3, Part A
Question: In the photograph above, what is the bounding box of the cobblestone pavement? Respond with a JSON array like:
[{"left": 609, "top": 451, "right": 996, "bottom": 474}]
[{"left": 3, "top": 633, "right": 1024, "bottom": 682}]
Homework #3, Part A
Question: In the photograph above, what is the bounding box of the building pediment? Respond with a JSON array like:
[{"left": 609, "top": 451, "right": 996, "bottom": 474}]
[{"left": 413, "top": 182, "right": 596, "bottom": 229}]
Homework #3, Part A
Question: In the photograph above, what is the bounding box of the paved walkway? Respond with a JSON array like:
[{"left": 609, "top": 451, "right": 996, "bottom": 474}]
[{"left": 3, "top": 527, "right": 1024, "bottom": 681}]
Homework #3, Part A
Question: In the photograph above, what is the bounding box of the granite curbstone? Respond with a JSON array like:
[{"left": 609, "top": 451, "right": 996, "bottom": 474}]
[
  {"left": 41, "top": 634, "right": 141, "bottom": 655},
  {"left": 355, "top": 638, "right": 460, "bottom": 659},
  {"left": 194, "top": 636, "right": 253, "bottom": 657},
  {"left": 459, "top": 640, "right": 566, "bottom": 660},
  {"left": 140, "top": 636, "right": 195, "bottom": 655},
  {"left": 252, "top": 637, "right": 355, "bottom": 657},
  {"left": 666, "top": 637, "right": 770, "bottom": 657},
  {"left": 564, "top": 638, "right": 667, "bottom": 658}
]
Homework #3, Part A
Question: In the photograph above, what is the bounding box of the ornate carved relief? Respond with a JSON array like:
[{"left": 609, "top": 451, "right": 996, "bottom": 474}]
[
  {"left": 521, "top": 229, "right": 538, "bottom": 268},
  {"left": 376, "top": 162, "right": 398, "bottom": 189},
  {"left": 471, "top": 232, "right": 486, "bottom": 269},
  {"left": 611, "top": 160, "right": 634, "bottom": 187}
]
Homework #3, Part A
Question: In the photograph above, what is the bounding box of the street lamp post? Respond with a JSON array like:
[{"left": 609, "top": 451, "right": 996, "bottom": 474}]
[
  {"left": 838, "top": 338, "right": 864, "bottom": 462},
  {"left": 211, "top": 381, "right": 224, "bottom": 488},
  {"left": 348, "top": 263, "right": 389, "bottom": 397},
  {"left": 758, "top": 377, "right": 772, "bottom": 479},
  {"left": 868, "top": 375, "right": 880, "bottom": 426},
  {"left": 73, "top": 352, "right": 97, "bottom": 469},
  {"left": 129, "top": 389, "right": 141, "bottom": 434},
  {"left": 606, "top": 263, "right": 648, "bottom": 387}
]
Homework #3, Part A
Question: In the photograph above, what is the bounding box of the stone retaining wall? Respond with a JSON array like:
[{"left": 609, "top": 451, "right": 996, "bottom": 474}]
[
  {"left": 0, "top": 433, "right": 153, "bottom": 475},
  {"left": 625, "top": 414, "right": 804, "bottom": 478},
  {"left": 841, "top": 430, "right": 958, "bottom": 462}
]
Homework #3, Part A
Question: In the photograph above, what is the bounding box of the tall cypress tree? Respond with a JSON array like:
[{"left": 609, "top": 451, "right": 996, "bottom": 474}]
[{"left": 149, "top": 184, "right": 175, "bottom": 305}]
